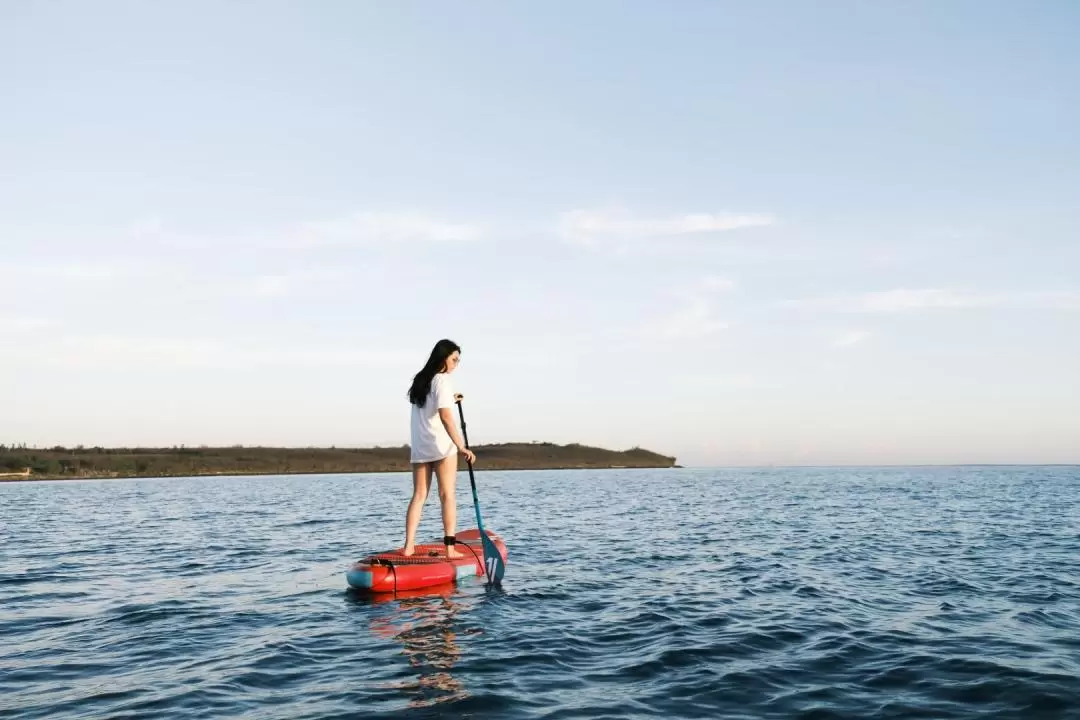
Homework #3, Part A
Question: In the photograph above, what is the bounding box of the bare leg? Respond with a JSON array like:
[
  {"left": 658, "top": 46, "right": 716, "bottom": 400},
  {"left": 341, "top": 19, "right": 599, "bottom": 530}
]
[
  {"left": 404, "top": 462, "right": 433, "bottom": 556},
  {"left": 434, "top": 454, "right": 464, "bottom": 558}
]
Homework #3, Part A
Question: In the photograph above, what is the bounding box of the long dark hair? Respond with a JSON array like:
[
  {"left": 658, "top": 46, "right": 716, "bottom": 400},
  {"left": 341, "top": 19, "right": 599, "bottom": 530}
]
[{"left": 408, "top": 339, "right": 461, "bottom": 406}]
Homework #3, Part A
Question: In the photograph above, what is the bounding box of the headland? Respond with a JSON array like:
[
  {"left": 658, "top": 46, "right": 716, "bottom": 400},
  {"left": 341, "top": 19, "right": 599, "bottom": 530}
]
[{"left": 0, "top": 442, "right": 678, "bottom": 482}]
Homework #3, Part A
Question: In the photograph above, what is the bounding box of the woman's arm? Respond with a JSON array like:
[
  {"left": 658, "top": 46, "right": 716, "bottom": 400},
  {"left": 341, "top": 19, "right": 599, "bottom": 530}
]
[{"left": 439, "top": 407, "right": 475, "bottom": 463}]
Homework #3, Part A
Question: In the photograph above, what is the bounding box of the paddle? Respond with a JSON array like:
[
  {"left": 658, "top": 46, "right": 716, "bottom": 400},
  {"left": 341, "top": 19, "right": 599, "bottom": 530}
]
[{"left": 454, "top": 394, "right": 505, "bottom": 585}]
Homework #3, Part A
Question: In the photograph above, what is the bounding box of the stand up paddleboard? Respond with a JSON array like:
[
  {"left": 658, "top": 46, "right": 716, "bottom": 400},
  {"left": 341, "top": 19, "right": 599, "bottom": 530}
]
[{"left": 346, "top": 528, "right": 508, "bottom": 593}]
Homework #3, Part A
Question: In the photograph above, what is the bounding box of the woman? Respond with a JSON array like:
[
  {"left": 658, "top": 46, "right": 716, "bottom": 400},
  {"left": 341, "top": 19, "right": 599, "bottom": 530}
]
[{"left": 404, "top": 339, "right": 476, "bottom": 558}]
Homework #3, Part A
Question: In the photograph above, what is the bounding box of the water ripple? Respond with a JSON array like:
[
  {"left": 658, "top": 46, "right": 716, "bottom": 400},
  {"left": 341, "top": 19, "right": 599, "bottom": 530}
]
[{"left": 2, "top": 466, "right": 1080, "bottom": 718}]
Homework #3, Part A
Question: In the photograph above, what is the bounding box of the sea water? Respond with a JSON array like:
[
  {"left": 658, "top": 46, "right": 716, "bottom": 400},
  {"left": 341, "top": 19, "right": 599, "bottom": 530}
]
[{"left": 2, "top": 466, "right": 1078, "bottom": 718}]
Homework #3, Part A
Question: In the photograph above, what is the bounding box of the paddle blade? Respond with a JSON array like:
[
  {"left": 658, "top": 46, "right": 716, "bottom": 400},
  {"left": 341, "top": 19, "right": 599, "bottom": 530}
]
[{"left": 481, "top": 533, "right": 506, "bottom": 584}]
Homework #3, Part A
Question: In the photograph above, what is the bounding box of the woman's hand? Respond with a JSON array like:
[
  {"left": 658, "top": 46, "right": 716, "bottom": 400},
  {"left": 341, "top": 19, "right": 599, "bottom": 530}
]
[{"left": 459, "top": 446, "right": 476, "bottom": 464}]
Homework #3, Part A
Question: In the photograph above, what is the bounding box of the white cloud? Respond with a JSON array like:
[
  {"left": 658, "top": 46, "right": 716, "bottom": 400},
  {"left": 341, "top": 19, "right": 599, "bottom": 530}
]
[
  {"left": 998, "top": 291, "right": 1080, "bottom": 312},
  {"left": 558, "top": 207, "right": 774, "bottom": 249},
  {"left": 699, "top": 275, "right": 738, "bottom": 293},
  {"left": 245, "top": 275, "right": 293, "bottom": 298},
  {"left": 16, "top": 335, "right": 411, "bottom": 370},
  {"left": 0, "top": 316, "right": 53, "bottom": 332},
  {"left": 286, "top": 211, "right": 486, "bottom": 248},
  {"left": 104, "top": 211, "right": 487, "bottom": 252},
  {"left": 675, "top": 373, "right": 769, "bottom": 389},
  {"left": 17, "top": 334, "right": 585, "bottom": 372},
  {"left": 659, "top": 275, "right": 738, "bottom": 338},
  {"left": 230, "top": 267, "right": 351, "bottom": 298},
  {"left": 785, "top": 288, "right": 1080, "bottom": 313},
  {"left": 857, "top": 288, "right": 995, "bottom": 312},
  {"left": 832, "top": 330, "right": 872, "bottom": 348},
  {"left": 129, "top": 216, "right": 166, "bottom": 243},
  {"left": 0, "top": 262, "right": 130, "bottom": 281},
  {"left": 663, "top": 299, "right": 731, "bottom": 338}
]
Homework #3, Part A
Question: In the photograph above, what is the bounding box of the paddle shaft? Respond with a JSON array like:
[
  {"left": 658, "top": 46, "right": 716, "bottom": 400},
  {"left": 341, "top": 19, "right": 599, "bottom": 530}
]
[
  {"left": 454, "top": 396, "right": 504, "bottom": 583},
  {"left": 455, "top": 398, "right": 484, "bottom": 531}
]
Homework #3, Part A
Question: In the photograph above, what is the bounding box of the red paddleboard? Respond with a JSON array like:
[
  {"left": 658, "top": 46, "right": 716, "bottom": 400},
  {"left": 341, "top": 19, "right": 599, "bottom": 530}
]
[{"left": 346, "top": 528, "right": 508, "bottom": 593}]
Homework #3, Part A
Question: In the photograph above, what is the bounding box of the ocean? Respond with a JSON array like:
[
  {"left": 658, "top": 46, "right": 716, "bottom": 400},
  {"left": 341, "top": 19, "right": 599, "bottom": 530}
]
[{"left": 2, "top": 466, "right": 1078, "bottom": 719}]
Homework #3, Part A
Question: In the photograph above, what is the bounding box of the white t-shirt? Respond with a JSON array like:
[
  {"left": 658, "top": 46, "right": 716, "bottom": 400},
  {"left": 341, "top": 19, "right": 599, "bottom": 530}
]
[{"left": 409, "top": 372, "right": 458, "bottom": 463}]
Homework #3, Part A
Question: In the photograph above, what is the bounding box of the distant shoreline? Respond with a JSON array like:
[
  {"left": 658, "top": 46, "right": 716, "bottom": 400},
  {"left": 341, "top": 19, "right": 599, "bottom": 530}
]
[
  {"left": 0, "top": 442, "right": 679, "bottom": 483},
  {"left": 0, "top": 466, "right": 686, "bottom": 484}
]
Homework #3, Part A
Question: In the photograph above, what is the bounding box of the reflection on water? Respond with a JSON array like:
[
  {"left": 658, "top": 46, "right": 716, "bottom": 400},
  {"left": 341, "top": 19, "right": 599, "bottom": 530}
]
[{"left": 349, "top": 585, "right": 476, "bottom": 709}]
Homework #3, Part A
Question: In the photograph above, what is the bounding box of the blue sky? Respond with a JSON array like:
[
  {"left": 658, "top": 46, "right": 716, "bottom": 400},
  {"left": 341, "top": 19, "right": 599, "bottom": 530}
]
[{"left": 2, "top": 1, "right": 1078, "bottom": 465}]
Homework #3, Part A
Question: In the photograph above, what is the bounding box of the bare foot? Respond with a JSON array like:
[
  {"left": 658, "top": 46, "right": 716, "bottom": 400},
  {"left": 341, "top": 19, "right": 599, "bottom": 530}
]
[
  {"left": 402, "top": 545, "right": 415, "bottom": 557},
  {"left": 446, "top": 546, "right": 464, "bottom": 559}
]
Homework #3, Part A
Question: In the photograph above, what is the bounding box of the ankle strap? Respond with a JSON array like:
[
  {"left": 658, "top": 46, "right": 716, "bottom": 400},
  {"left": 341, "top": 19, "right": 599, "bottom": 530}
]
[{"left": 443, "top": 535, "right": 457, "bottom": 545}]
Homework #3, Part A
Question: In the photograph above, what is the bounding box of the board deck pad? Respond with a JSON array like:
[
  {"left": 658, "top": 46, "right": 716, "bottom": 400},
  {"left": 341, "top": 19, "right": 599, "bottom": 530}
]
[
  {"left": 365, "top": 539, "right": 483, "bottom": 565},
  {"left": 346, "top": 528, "right": 507, "bottom": 593}
]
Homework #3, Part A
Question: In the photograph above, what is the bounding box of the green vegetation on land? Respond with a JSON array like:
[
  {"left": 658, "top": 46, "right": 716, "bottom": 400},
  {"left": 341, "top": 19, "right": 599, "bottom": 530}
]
[{"left": 0, "top": 442, "right": 678, "bottom": 481}]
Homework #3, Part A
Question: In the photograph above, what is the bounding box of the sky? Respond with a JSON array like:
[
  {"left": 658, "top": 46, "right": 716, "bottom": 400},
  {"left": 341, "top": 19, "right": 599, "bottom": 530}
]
[{"left": 2, "top": 1, "right": 1078, "bottom": 466}]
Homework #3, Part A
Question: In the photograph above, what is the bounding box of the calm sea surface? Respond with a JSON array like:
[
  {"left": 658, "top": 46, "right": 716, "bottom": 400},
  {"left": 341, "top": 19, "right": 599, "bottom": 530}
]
[{"left": 2, "top": 466, "right": 1079, "bottom": 719}]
